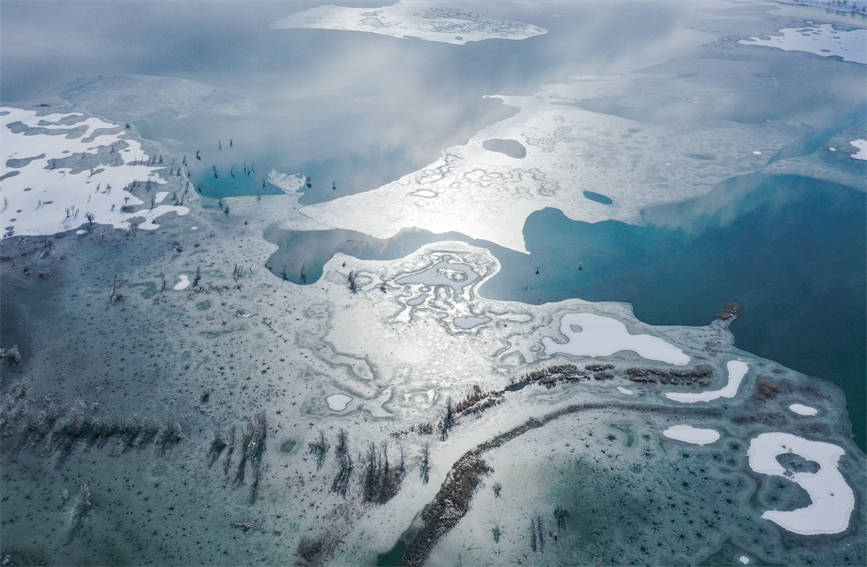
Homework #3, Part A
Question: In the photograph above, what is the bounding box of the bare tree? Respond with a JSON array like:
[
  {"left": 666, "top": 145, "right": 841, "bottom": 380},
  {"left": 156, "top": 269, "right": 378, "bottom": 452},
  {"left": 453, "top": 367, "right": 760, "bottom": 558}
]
[{"left": 420, "top": 443, "right": 431, "bottom": 484}]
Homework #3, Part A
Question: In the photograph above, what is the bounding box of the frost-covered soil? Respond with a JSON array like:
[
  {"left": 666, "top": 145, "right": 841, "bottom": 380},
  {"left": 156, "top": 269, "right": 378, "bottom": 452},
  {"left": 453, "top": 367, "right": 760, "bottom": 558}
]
[
  {"left": 270, "top": 1, "right": 547, "bottom": 45},
  {"left": 739, "top": 23, "right": 867, "bottom": 64},
  {"left": 1, "top": 106, "right": 190, "bottom": 238}
]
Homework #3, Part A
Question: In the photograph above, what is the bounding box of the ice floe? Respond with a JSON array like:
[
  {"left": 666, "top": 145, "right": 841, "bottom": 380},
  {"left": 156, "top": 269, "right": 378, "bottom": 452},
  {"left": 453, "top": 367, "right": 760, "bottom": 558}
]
[
  {"left": 0, "top": 106, "right": 189, "bottom": 237},
  {"left": 747, "top": 432, "right": 854, "bottom": 535},
  {"left": 326, "top": 393, "right": 353, "bottom": 411},
  {"left": 739, "top": 24, "right": 867, "bottom": 64},
  {"left": 663, "top": 424, "right": 720, "bottom": 445},
  {"left": 270, "top": 1, "right": 547, "bottom": 45},
  {"left": 789, "top": 403, "right": 818, "bottom": 416},
  {"left": 850, "top": 139, "right": 867, "bottom": 160},
  {"left": 616, "top": 386, "right": 635, "bottom": 395},
  {"left": 666, "top": 359, "right": 748, "bottom": 403},
  {"left": 542, "top": 312, "right": 690, "bottom": 365}
]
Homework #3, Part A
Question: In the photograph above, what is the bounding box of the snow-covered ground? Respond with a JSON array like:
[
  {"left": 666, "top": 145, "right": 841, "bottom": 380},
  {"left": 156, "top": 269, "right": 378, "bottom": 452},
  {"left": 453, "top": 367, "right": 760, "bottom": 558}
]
[
  {"left": 739, "top": 23, "right": 867, "bottom": 64},
  {"left": 666, "top": 360, "right": 749, "bottom": 403},
  {"left": 0, "top": 106, "right": 189, "bottom": 237},
  {"left": 270, "top": 1, "right": 547, "bottom": 45},
  {"left": 748, "top": 432, "right": 854, "bottom": 535},
  {"left": 542, "top": 312, "right": 690, "bottom": 365}
]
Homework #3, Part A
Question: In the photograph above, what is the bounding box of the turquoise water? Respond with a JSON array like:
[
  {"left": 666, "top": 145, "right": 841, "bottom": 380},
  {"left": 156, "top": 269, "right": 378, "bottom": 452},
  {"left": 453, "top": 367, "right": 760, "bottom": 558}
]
[{"left": 266, "top": 174, "right": 866, "bottom": 448}]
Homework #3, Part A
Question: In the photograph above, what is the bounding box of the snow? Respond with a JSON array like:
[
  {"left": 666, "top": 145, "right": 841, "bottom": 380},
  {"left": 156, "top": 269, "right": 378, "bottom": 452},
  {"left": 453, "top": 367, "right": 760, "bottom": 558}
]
[
  {"left": 747, "top": 432, "right": 853, "bottom": 535},
  {"left": 326, "top": 393, "right": 353, "bottom": 411},
  {"left": 849, "top": 139, "right": 867, "bottom": 160},
  {"left": 0, "top": 106, "right": 189, "bottom": 237},
  {"left": 789, "top": 403, "right": 819, "bottom": 416},
  {"left": 666, "top": 360, "right": 748, "bottom": 403},
  {"left": 173, "top": 274, "right": 190, "bottom": 290},
  {"left": 542, "top": 312, "right": 690, "bottom": 365},
  {"left": 663, "top": 424, "right": 720, "bottom": 445},
  {"left": 739, "top": 24, "right": 867, "bottom": 65},
  {"left": 271, "top": 1, "right": 547, "bottom": 45},
  {"left": 155, "top": 191, "right": 169, "bottom": 203},
  {"left": 617, "top": 386, "right": 635, "bottom": 395}
]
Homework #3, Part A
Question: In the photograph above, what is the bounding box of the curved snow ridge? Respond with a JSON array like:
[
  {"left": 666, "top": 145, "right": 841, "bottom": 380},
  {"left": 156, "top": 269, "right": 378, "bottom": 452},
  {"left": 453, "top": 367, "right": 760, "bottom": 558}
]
[
  {"left": 0, "top": 106, "right": 189, "bottom": 237},
  {"left": 739, "top": 24, "right": 867, "bottom": 65},
  {"left": 542, "top": 312, "right": 690, "bottom": 366},
  {"left": 747, "top": 432, "right": 853, "bottom": 535},
  {"left": 271, "top": 1, "right": 547, "bottom": 45},
  {"left": 663, "top": 424, "right": 720, "bottom": 445},
  {"left": 666, "top": 359, "right": 748, "bottom": 403}
]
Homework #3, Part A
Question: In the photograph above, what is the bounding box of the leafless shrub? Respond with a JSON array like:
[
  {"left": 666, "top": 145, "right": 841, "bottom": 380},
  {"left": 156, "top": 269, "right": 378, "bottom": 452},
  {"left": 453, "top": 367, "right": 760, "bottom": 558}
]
[
  {"left": 308, "top": 430, "right": 329, "bottom": 471},
  {"left": 331, "top": 429, "right": 352, "bottom": 497},
  {"left": 157, "top": 419, "right": 182, "bottom": 453},
  {"left": 208, "top": 428, "right": 228, "bottom": 466}
]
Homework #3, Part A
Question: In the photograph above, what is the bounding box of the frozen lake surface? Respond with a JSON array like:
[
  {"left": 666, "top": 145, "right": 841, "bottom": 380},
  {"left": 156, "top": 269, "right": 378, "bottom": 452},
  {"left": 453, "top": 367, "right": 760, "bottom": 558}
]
[{"left": 1, "top": 0, "right": 865, "bottom": 565}]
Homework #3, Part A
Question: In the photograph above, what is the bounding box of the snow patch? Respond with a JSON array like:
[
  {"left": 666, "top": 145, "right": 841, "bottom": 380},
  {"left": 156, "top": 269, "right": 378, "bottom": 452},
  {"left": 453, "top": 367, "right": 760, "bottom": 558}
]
[
  {"left": 663, "top": 424, "right": 720, "bottom": 445},
  {"left": 326, "top": 393, "right": 353, "bottom": 411},
  {"left": 542, "top": 312, "right": 689, "bottom": 365},
  {"left": 747, "top": 432, "right": 853, "bottom": 535},
  {"left": 789, "top": 403, "right": 818, "bottom": 416},
  {"left": 173, "top": 274, "right": 190, "bottom": 290}
]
